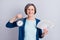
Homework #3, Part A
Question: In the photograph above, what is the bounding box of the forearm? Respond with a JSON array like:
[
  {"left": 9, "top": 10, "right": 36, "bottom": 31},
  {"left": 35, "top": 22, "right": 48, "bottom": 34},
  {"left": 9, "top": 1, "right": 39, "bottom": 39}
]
[
  {"left": 6, "top": 14, "right": 23, "bottom": 28},
  {"left": 6, "top": 21, "right": 17, "bottom": 28}
]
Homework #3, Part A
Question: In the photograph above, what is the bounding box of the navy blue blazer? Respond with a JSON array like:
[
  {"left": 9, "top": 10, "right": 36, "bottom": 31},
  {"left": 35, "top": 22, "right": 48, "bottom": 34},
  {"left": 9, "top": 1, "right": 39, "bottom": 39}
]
[{"left": 6, "top": 18, "right": 43, "bottom": 40}]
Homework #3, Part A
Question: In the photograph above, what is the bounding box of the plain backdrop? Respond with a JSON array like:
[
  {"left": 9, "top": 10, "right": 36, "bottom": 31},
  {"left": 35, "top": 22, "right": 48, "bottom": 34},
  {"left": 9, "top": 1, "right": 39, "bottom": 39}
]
[{"left": 0, "top": 0, "right": 60, "bottom": 40}]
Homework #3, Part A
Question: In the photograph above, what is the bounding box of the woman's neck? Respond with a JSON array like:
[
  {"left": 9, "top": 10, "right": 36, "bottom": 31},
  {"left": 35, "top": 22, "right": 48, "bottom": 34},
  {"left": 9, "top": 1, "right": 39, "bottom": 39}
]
[{"left": 27, "top": 16, "right": 35, "bottom": 20}]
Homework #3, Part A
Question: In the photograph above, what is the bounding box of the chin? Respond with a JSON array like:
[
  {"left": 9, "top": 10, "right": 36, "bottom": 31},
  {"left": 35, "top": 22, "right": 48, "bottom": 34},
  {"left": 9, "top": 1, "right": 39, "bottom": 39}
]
[{"left": 29, "top": 15, "right": 34, "bottom": 17}]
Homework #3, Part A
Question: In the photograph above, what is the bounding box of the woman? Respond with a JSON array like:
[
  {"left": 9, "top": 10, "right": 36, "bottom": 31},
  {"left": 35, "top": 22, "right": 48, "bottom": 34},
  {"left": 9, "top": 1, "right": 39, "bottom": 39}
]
[{"left": 6, "top": 3, "right": 48, "bottom": 40}]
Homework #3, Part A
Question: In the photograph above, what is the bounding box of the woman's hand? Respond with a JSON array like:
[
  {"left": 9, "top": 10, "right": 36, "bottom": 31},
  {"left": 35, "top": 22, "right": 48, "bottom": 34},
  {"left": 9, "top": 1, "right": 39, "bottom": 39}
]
[
  {"left": 43, "top": 28, "right": 48, "bottom": 35},
  {"left": 9, "top": 14, "right": 23, "bottom": 23},
  {"left": 16, "top": 14, "right": 23, "bottom": 19},
  {"left": 41, "top": 28, "right": 48, "bottom": 37}
]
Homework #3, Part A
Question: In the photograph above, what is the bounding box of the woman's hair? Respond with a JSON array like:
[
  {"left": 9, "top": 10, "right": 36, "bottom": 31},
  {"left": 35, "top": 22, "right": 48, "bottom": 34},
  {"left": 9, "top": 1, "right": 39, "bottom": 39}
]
[{"left": 24, "top": 3, "right": 36, "bottom": 15}]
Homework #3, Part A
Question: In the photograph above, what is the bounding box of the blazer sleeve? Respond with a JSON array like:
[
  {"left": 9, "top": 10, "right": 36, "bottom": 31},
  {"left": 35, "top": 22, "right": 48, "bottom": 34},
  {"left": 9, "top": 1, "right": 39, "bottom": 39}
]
[
  {"left": 37, "top": 28, "right": 43, "bottom": 38},
  {"left": 6, "top": 21, "right": 17, "bottom": 28}
]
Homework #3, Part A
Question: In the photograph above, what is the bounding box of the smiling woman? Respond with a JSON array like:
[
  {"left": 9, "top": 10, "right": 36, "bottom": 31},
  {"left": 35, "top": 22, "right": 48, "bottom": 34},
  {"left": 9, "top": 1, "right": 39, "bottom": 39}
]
[{"left": 6, "top": 3, "right": 48, "bottom": 40}]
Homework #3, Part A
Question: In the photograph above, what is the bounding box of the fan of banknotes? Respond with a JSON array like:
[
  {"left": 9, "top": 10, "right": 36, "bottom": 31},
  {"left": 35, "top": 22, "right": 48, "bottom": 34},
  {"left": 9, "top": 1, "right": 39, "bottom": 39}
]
[{"left": 37, "top": 19, "right": 55, "bottom": 29}]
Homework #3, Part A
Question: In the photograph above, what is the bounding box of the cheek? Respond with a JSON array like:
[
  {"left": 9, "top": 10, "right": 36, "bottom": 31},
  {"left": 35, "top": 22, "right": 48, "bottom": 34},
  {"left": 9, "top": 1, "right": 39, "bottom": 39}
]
[
  {"left": 31, "top": 11, "right": 35, "bottom": 15},
  {"left": 32, "top": 11, "right": 35, "bottom": 13},
  {"left": 26, "top": 11, "right": 29, "bottom": 14}
]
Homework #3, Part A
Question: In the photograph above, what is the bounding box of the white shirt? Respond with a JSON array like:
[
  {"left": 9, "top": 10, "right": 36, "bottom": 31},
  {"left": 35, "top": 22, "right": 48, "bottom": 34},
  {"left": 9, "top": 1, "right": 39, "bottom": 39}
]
[{"left": 24, "top": 19, "right": 37, "bottom": 40}]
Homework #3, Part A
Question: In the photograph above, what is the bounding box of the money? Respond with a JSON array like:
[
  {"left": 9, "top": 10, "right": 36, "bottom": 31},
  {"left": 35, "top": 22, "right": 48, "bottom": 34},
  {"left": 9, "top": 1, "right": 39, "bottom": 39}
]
[{"left": 37, "top": 19, "right": 55, "bottom": 29}]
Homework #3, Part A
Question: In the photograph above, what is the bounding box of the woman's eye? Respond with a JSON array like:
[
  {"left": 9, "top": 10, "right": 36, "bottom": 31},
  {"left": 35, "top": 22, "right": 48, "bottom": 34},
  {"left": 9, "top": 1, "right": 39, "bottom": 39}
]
[
  {"left": 27, "top": 9, "right": 34, "bottom": 11},
  {"left": 27, "top": 9, "right": 30, "bottom": 10},
  {"left": 32, "top": 9, "right": 33, "bottom": 10}
]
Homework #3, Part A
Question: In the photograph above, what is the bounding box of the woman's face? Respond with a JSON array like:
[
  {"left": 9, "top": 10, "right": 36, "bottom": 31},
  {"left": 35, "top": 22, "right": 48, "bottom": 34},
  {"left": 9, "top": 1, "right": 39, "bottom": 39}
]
[{"left": 27, "top": 6, "right": 35, "bottom": 17}]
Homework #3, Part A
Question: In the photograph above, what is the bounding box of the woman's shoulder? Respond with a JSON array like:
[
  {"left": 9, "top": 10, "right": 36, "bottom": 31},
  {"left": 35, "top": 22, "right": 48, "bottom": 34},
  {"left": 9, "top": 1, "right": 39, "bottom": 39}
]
[{"left": 35, "top": 18, "right": 40, "bottom": 22}]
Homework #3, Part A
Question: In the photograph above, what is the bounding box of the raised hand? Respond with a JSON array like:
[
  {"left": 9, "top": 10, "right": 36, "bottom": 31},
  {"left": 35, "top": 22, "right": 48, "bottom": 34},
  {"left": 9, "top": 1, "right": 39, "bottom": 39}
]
[{"left": 9, "top": 14, "right": 23, "bottom": 23}]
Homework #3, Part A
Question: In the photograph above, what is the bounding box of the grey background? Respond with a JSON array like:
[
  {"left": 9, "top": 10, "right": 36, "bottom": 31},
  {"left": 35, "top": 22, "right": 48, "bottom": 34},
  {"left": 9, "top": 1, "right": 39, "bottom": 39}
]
[{"left": 0, "top": 0, "right": 60, "bottom": 40}]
